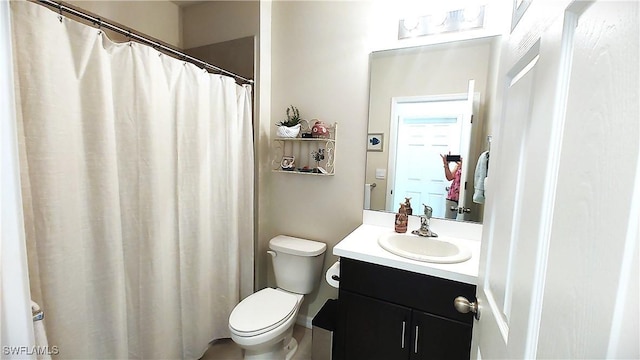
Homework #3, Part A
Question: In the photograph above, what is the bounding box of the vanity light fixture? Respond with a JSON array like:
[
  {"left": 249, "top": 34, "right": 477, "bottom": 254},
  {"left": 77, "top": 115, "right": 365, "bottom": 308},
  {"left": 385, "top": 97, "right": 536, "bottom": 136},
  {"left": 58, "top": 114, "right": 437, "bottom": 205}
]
[
  {"left": 401, "top": 16, "right": 420, "bottom": 32},
  {"left": 398, "top": 5, "right": 486, "bottom": 40},
  {"left": 463, "top": 6, "right": 483, "bottom": 22},
  {"left": 430, "top": 11, "right": 449, "bottom": 27}
]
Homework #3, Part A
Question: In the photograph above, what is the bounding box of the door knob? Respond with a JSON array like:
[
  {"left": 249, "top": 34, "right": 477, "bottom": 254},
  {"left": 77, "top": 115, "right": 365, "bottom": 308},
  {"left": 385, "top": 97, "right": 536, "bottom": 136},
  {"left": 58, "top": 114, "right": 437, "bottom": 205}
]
[{"left": 454, "top": 296, "right": 480, "bottom": 320}]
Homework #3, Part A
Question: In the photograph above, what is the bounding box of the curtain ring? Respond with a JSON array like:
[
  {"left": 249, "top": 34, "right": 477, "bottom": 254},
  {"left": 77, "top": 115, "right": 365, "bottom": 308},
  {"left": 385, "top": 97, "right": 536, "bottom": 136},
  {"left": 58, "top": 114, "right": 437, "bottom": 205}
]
[
  {"left": 57, "top": 1, "right": 63, "bottom": 22},
  {"left": 95, "top": 18, "right": 102, "bottom": 35}
]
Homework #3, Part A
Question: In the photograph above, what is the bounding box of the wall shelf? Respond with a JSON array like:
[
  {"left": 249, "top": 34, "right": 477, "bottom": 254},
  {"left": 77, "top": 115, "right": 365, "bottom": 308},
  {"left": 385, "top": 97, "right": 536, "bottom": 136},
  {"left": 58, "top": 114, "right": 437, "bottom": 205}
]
[{"left": 272, "top": 122, "right": 337, "bottom": 176}]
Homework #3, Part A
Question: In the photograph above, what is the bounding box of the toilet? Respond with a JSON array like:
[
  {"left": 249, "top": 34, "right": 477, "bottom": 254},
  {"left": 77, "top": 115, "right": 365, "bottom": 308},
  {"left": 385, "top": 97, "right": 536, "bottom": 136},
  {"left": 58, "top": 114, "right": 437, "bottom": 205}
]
[{"left": 229, "top": 235, "right": 326, "bottom": 360}]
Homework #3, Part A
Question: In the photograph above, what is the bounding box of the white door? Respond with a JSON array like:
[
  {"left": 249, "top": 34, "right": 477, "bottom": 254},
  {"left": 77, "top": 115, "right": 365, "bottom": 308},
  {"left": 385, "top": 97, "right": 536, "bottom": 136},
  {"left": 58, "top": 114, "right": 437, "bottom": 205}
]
[
  {"left": 474, "top": 1, "right": 639, "bottom": 358},
  {"left": 387, "top": 89, "right": 474, "bottom": 217},
  {"left": 393, "top": 114, "right": 462, "bottom": 217}
]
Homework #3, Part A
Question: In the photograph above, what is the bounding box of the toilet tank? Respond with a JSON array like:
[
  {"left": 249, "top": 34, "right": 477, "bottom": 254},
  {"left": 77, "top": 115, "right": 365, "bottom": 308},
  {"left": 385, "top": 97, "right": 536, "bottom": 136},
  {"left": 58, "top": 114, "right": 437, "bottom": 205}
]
[{"left": 269, "top": 235, "right": 327, "bottom": 294}]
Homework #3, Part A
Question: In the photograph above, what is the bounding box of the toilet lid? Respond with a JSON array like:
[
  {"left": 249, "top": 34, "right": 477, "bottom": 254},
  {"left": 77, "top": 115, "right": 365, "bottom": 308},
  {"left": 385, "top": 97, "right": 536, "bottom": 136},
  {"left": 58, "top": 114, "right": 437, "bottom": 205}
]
[{"left": 229, "top": 288, "right": 298, "bottom": 336}]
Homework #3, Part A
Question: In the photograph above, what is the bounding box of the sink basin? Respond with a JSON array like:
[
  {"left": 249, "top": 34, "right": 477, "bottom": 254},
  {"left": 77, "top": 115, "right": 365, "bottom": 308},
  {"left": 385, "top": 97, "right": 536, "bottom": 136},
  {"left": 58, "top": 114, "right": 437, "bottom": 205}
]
[{"left": 378, "top": 233, "right": 472, "bottom": 264}]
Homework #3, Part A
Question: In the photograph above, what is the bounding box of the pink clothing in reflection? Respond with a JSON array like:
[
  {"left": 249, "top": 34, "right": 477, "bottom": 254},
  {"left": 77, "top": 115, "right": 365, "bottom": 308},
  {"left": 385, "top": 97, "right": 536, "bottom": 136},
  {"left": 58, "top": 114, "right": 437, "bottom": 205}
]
[{"left": 447, "top": 167, "right": 461, "bottom": 202}]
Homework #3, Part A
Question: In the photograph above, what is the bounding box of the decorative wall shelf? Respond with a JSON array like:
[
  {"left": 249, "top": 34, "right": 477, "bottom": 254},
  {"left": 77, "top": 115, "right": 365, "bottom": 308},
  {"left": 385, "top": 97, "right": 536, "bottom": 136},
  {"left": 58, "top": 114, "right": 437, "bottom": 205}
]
[{"left": 272, "top": 121, "right": 337, "bottom": 176}]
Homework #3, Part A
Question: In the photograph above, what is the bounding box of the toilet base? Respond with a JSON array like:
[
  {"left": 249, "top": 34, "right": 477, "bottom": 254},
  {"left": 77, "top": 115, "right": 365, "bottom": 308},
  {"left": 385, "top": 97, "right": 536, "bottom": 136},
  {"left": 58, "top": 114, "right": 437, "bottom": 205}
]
[
  {"left": 242, "top": 327, "right": 298, "bottom": 360},
  {"left": 284, "top": 337, "right": 298, "bottom": 360},
  {"left": 243, "top": 344, "right": 284, "bottom": 360}
]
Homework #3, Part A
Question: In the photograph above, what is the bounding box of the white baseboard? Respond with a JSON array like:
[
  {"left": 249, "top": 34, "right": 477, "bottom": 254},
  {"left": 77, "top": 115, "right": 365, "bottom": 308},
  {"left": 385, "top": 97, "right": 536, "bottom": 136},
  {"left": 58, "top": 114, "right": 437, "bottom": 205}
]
[{"left": 296, "top": 314, "right": 313, "bottom": 329}]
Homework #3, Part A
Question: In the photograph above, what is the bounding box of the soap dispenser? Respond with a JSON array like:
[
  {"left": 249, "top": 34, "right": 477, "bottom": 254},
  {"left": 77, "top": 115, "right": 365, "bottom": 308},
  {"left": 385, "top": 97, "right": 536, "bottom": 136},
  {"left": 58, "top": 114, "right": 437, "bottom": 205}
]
[{"left": 395, "top": 203, "right": 408, "bottom": 233}]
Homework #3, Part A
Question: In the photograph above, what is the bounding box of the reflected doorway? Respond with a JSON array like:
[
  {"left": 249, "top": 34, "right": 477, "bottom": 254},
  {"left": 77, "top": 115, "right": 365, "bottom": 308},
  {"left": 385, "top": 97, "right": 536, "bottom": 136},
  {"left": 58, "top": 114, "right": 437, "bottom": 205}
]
[{"left": 387, "top": 92, "right": 474, "bottom": 219}]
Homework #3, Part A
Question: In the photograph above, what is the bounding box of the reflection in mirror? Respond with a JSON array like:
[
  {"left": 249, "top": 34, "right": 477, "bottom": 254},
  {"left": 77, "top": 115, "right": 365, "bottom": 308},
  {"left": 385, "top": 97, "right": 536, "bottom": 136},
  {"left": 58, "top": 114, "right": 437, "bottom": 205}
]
[
  {"left": 387, "top": 92, "right": 475, "bottom": 219},
  {"left": 364, "top": 36, "right": 500, "bottom": 223}
]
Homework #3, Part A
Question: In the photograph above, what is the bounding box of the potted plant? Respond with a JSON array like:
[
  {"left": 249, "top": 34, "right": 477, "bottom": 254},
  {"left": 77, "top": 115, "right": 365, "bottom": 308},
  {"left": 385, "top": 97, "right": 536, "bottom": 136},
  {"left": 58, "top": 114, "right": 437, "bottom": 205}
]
[
  {"left": 311, "top": 148, "right": 325, "bottom": 172},
  {"left": 276, "top": 105, "right": 302, "bottom": 138}
]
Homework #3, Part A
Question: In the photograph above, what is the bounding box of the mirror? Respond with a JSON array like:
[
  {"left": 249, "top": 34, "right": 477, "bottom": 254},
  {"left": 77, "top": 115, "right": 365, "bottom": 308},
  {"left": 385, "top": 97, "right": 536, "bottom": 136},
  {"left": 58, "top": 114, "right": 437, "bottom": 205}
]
[{"left": 364, "top": 36, "right": 500, "bottom": 223}]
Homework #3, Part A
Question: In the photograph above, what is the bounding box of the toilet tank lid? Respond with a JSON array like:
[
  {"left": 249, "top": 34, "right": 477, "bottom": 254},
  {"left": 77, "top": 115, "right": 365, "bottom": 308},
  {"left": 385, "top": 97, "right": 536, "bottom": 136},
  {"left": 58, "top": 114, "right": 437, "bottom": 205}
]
[{"left": 269, "top": 235, "right": 327, "bottom": 256}]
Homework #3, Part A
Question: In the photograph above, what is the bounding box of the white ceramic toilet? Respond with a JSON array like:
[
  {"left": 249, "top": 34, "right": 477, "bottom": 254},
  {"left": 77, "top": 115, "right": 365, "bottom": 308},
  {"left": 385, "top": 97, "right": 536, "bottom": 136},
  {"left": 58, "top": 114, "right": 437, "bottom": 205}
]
[{"left": 229, "top": 235, "right": 326, "bottom": 360}]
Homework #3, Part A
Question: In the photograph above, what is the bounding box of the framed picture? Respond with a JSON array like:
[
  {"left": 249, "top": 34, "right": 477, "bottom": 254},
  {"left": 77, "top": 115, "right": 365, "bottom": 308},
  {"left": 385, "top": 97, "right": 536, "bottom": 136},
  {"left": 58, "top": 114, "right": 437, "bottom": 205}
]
[{"left": 367, "top": 133, "right": 384, "bottom": 152}]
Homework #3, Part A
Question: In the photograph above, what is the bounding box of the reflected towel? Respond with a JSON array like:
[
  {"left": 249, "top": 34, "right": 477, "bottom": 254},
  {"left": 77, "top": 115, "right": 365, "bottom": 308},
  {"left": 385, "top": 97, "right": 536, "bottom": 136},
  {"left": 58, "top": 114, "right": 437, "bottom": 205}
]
[
  {"left": 364, "top": 184, "right": 373, "bottom": 210},
  {"left": 473, "top": 151, "right": 489, "bottom": 204}
]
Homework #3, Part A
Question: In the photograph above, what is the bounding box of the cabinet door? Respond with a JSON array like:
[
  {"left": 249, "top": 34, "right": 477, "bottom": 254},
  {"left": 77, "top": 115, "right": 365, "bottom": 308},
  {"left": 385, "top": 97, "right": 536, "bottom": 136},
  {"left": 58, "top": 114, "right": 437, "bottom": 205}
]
[
  {"left": 341, "top": 290, "right": 411, "bottom": 360},
  {"left": 410, "top": 310, "right": 472, "bottom": 360}
]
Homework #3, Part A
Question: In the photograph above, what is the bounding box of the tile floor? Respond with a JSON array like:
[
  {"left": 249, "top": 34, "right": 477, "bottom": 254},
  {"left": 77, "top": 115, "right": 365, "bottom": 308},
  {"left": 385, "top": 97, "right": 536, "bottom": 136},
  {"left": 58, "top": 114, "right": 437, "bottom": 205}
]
[{"left": 200, "top": 325, "right": 312, "bottom": 360}]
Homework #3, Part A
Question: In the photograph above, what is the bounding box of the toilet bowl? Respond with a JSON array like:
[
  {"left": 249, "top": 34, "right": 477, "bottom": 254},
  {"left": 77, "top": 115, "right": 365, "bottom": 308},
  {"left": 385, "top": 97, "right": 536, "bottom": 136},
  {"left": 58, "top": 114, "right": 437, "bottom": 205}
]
[
  {"left": 228, "top": 235, "right": 326, "bottom": 360},
  {"left": 229, "top": 288, "right": 303, "bottom": 360}
]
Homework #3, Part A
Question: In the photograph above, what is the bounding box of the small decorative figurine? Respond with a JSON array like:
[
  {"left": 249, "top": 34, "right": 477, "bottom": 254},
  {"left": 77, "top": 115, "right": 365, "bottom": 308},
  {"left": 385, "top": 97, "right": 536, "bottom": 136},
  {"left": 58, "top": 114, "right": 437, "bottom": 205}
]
[
  {"left": 280, "top": 156, "right": 295, "bottom": 170},
  {"left": 311, "top": 148, "right": 325, "bottom": 170},
  {"left": 395, "top": 203, "right": 408, "bottom": 233},
  {"left": 404, "top": 197, "right": 413, "bottom": 215}
]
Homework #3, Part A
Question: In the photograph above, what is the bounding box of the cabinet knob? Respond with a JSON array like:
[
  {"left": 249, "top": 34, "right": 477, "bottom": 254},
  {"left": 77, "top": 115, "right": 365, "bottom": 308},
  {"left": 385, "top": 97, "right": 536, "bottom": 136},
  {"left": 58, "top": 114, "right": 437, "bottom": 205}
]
[{"left": 454, "top": 296, "right": 480, "bottom": 320}]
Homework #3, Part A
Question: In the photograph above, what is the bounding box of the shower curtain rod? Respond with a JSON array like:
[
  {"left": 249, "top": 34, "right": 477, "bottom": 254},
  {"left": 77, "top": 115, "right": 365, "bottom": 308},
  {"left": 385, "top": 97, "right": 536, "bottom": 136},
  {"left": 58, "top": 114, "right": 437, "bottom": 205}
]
[{"left": 36, "top": 0, "right": 254, "bottom": 85}]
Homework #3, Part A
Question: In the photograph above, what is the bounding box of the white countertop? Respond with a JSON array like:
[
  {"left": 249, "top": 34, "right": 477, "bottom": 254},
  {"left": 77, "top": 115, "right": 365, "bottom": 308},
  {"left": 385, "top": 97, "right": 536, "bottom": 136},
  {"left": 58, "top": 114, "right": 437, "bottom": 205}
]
[{"left": 333, "top": 221, "right": 481, "bottom": 285}]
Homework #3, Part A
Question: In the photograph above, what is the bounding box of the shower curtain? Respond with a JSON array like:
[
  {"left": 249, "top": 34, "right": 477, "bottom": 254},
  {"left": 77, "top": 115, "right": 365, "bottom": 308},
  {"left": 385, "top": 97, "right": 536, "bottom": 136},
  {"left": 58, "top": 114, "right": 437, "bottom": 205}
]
[{"left": 10, "top": 2, "right": 254, "bottom": 359}]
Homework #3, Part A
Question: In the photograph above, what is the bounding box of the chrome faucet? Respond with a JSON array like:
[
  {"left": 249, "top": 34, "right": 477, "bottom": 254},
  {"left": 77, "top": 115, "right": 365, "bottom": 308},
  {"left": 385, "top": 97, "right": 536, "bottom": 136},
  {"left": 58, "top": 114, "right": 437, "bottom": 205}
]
[{"left": 412, "top": 204, "right": 438, "bottom": 237}]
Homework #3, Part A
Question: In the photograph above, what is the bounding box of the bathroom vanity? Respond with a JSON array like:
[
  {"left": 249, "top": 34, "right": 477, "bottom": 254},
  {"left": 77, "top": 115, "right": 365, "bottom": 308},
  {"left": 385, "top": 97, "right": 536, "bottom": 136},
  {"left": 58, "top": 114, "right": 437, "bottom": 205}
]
[{"left": 332, "top": 213, "right": 481, "bottom": 360}]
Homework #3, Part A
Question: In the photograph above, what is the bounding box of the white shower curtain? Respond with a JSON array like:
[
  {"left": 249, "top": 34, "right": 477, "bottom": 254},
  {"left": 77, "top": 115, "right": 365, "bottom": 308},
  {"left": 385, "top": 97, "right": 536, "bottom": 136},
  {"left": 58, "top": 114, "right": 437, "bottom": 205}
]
[{"left": 10, "top": 2, "right": 254, "bottom": 359}]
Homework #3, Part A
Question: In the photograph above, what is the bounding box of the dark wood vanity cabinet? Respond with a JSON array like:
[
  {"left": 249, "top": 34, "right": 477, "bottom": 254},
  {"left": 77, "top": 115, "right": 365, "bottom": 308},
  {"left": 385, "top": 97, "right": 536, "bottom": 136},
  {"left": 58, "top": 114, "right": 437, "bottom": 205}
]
[{"left": 335, "top": 258, "right": 476, "bottom": 360}]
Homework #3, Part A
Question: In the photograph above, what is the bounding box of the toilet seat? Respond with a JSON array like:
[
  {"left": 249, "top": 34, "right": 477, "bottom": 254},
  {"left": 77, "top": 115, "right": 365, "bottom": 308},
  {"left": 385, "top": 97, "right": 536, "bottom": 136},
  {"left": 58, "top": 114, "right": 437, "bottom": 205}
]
[{"left": 229, "top": 288, "right": 300, "bottom": 337}]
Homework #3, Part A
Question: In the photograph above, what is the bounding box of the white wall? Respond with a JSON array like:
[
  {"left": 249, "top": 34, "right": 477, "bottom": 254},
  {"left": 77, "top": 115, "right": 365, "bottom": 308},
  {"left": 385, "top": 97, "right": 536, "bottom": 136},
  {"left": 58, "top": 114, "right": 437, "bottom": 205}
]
[
  {"left": 255, "top": 1, "right": 272, "bottom": 294},
  {"left": 267, "top": 1, "right": 375, "bottom": 321},
  {"left": 67, "top": 0, "right": 182, "bottom": 48},
  {"left": 181, "top": 1, "right": 259, "bottom": 49}
]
